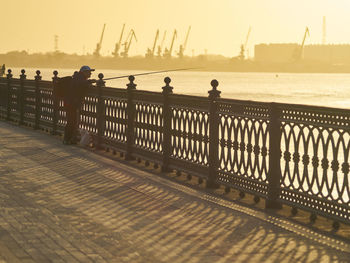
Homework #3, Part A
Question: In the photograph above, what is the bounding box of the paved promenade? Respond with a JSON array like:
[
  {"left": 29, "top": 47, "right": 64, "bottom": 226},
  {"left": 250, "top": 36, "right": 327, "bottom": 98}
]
[{"left": 0, "top": 121, "right": 349, "bottom": 262}]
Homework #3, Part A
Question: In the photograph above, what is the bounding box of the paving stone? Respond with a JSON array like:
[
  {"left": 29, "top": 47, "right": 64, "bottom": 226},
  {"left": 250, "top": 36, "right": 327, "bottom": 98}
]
[{"left": 0, "top": 121, "right": 349, "bottom": 263}]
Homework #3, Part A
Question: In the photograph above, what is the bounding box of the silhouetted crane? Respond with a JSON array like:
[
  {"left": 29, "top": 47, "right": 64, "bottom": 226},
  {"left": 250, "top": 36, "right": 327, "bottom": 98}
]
[
  {"left": 163, "top": 30, "right": 177, "bottom": 59},
  {"left": 112, "top": 24, "right": 125, "bottom": 57},
  {"left": 93, "top": 24, "right": 106, "bottom": 57},
  {"left": 120, "top": 29, "right": 137, "bottom": 58},
  {"left": 157, "top": 31, "right": 167, "bottom": 57},
  {"left": 293, "top": 27, "right": 310, "bottom": 61},
  {"left": 177, "top": 26, "right": 191, "bottom": 59},
  {"left": 146, "top": 29, "right": 159, "bottom": 58},
  {"left": 238, "top": 26, "right": 251, "bottom": 60}
]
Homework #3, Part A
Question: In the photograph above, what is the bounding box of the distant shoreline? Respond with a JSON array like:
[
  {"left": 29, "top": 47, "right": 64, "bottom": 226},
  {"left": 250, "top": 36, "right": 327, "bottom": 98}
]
[{"left": 2, "top": 52, "right": 350, "bottom": 74}]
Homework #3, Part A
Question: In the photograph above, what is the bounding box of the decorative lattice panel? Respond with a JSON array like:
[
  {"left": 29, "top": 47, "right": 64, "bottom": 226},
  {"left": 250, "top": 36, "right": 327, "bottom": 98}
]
[
  {"left": 80, "top": 96, "right": 98, "bottom": 134},
  {"left": 104, "top": 98, "right": 127, "bottom": 143},
  {"left": 40, "top": 88, "right": 54, "bottom": 122},
  {"left": 134, "top": 102, "right": 163, "bottom": 153},
  {"left": 171, "top": 107, "right": 209, "bottom": 166},
  {"left": 217, "top": 101, "right": 270, "bottom": 196},
  {"left": 280, "top": 107, "right": 350, "bottom": 221},
  {"left": 0, "top": 79, "right": 7, "bottom": 117},
  {"left": 23, "top": 86, "right": 36, "bottom": 122}
]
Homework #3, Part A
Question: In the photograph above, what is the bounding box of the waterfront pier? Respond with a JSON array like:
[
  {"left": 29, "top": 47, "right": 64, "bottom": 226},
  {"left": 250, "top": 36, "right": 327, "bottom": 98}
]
[
  {"left": 0, "top": 69, "right": 350, "bottom": 261},
  {"left": 0, "top": 121, "right": 350, "bottom": 262}
]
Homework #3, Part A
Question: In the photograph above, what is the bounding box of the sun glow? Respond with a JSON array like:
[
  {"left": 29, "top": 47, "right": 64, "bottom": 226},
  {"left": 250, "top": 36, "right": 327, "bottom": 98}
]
[{"left": 1, "top": 0, "right": 350, "bottom": 57}]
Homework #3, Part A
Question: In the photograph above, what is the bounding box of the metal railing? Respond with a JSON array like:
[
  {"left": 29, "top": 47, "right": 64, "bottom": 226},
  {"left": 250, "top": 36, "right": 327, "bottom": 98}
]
[{"left": 1, "top": 69, "right": 349, "bottom": 226}]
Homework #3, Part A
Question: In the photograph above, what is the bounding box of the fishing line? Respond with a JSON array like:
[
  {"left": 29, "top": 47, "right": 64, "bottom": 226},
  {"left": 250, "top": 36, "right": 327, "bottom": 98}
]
[{"left": 102, "top": 67, "right": 201, "bottom": 81}]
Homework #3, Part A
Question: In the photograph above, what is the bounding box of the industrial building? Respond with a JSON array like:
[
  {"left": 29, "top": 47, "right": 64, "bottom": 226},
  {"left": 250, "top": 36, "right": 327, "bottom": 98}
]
[
  {"left": 255, "top": 43, "right": 350, "bottom": 65},
  {"left": 254, "top": 44, "right": 299, "bottom": 63}
]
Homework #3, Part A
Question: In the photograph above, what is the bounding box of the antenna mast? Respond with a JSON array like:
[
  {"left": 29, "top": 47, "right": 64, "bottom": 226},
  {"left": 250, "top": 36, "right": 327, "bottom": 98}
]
[
  {"left": 322, "top": 16, "right": 326, "bottom": 45},
  {"left": 54, "top": 35, "right": 59, "bottom": 52}
]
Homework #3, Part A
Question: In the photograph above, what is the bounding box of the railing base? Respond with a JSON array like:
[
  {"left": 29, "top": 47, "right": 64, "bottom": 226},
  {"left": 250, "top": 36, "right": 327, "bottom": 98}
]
[
  {"left": 125, "top": 154, "right": 135, "bottom": 161},
  {"left": 161, "top": 166, "right": 172, "bottom": 173},
  {"left": 265, "top": 200, "right": 282, "bottom": 210},
  {"left": 206, "top": 180, "right": 220, "bottom": 189}
]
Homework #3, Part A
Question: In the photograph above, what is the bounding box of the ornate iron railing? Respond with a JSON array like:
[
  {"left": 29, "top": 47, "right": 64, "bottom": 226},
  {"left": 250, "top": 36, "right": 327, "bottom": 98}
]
[{"left": 0, "top": 69, "right": 349, "bottom": 226}]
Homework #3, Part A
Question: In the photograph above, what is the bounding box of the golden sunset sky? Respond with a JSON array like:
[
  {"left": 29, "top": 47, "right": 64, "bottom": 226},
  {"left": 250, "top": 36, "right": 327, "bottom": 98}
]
[{"left": 1, "top": 0, "right": 350, "bottom": 57}]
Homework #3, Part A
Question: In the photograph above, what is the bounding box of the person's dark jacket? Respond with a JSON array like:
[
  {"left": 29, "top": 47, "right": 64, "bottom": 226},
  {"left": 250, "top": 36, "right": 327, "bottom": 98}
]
[{"left": 64, "top": 72, "right": 91, "bottom": 108}]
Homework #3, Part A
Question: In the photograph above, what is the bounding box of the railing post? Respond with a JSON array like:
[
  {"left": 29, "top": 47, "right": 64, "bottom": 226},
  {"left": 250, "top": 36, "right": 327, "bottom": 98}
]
[
  {"left": 6, "top": 69, "right": 12, "bottom": 121},
  {"left": 207, "top": 79, "right": 221, "bottom": 189},
  {"left": 161, "top": 77, "right": 173, "bottom": 173},
  {"left": 19, "top": 69, "right": 26, "bottom": 125},
  {"left": 266, "top": 102, "right": 282, "bottom": 209},
  {"left": 126, "top": 75, "right": 136, "bottom": 160},
  {"left": 34, "top": 70, "right": 42, "bottom": 129},
  {"left": 52, "top": 70, "right": 59, "bottom": 134},
  {"left": 96, "top": 73, "right": 106, "bottom": 149}
]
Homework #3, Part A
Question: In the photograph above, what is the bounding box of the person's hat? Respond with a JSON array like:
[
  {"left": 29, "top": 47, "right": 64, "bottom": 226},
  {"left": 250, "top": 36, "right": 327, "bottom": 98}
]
[{"left": 79, "top": 65, "right": 95, "bottom": 72}]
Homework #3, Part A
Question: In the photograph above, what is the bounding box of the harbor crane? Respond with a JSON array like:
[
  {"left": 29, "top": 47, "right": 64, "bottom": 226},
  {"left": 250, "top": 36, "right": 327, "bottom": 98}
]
[
  {"left": 163, "top": 29, "right": 177, "bottom": 59},
  {"left": 293, "top": 27, "right": 310, "bottom": 61},
  {"left": 157, "top": 31, "right": 167, "bottom": 57},
  {"left": 112, "top": 24, "right": 125, "bottom": 57},
  {"left": 238, "top": 26, "right": 251, "bottom": 60},
  {"left": 177, "top": 26, "right": 191, "bottom": 58},
  {"left": 93, "top": 24, "right": 106, "bottom": 57},
  {"left": 120, "top": 29, "right": 137, "bottom": 58},
  {"left": 146, "top": 29, "right": 159, "bottom": 58}
]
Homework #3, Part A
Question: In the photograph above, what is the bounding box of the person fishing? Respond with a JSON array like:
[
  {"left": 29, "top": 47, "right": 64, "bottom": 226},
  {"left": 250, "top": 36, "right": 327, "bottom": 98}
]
[
  {"left": 63, "top": 65, "right": 96, "bottom": 144},
  {"left": 58, "top": 66, "right": 197, "bottom": 145}
]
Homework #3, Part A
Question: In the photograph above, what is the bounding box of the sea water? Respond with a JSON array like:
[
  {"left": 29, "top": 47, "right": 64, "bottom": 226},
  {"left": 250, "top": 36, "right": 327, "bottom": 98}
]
[{"left": 9, "top": 67, "right": 350, "bottom": 109}]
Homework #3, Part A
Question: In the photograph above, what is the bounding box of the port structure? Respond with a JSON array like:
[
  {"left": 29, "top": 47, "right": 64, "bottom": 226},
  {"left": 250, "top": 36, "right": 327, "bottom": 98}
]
[
  {"left": 163, "top": 29, "right": 177, "bottom": 59},
  {"left": 93, "top": 24, "right": 106, "bottom": 57},
  {"left": 157, "top": 31, "right": 167, "bottom": 57},
  {"left": 177, "top": 26, "right": 191, "bottom": 59},
  {"left": 112, "top": 24, "right": 125, "bottom": 58},
  {"left": 234, "top": 26, "right": 251, "bottom": 61},
  {"left": 145, "top": 29, "right": 159, "bottom": 59},
  {"left": 293, "top": 27, "right": 310, "bottom": 61},
  {"left": 120, "top": 29, "right": 137, "bottom": 58}
]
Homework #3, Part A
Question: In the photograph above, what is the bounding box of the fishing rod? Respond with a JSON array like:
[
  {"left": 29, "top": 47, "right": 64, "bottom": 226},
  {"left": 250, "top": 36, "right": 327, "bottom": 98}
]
[{"left": 102, "top": 67, "right": 200, "bottom": 81}]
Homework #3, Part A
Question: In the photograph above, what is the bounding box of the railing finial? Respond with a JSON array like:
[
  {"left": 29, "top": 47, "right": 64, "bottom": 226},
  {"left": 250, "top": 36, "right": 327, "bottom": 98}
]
[
  {"left": 208, "top": 79, "right": 220, "bottom": 99},
  {"left": 20, "top": 69, "right": 26, "bottom": 80},
  {"left": 129, "top": 75, "right": 135, "bottom": 82},
  {"left": 127, "top": 75, "right": 137, "bottom": 90},
  {"left": 97, "top": 73, "right": 105, "bottom": 87},
  {"left": 164, "top": 77, "right": 171, "bottom": 85},
  {"left": 52, "top": 70, "right": 59, "bottom": 82},
  {"left": 162, "top": 76, "right": 173, "bottom": 94},
  {"left": 211, "top": 79, "right": 219, "bottom": 90},
  {"left": 6, "top": 69, "right": 12, "bottom": 79},
  {"left": 35, "top": 70, "right": 42, "bottom": 81}
]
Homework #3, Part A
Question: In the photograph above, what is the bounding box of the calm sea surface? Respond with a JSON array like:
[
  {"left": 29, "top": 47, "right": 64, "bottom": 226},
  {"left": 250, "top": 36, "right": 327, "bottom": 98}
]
[{"left": 10, "top": 67, "right": 350, "bottom": 109}]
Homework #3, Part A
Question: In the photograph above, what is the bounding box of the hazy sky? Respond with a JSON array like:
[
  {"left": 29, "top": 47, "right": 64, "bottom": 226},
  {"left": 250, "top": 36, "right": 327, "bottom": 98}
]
[{"left": 1, "top": 0, "right": 350, "bottom": 57}]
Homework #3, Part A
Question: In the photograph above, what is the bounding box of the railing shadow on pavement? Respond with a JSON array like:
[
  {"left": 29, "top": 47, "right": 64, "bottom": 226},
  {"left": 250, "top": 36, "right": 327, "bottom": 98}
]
[{"left": 6, "top": 135, "right": 349, "bottom": 262}]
